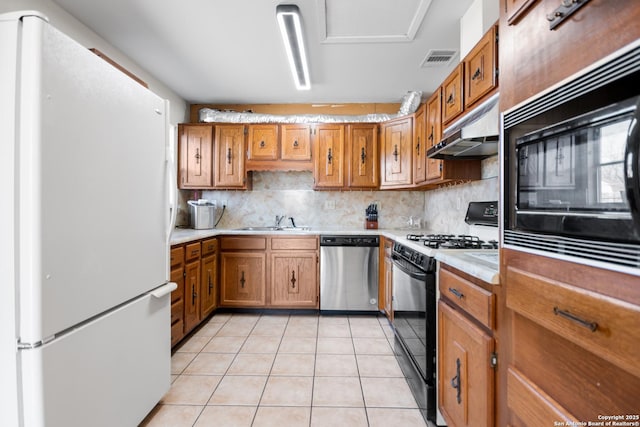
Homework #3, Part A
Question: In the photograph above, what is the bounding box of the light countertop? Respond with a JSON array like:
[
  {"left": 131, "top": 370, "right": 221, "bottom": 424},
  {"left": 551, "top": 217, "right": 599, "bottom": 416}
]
[{"left": 170, "top": 227, "right": 499, "bottom": 284}]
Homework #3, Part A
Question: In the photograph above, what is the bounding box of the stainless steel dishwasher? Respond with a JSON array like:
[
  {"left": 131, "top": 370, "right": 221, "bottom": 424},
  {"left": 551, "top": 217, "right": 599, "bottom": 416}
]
[{"left": 320, "top": 235, "right": 379, "bottom": 311}]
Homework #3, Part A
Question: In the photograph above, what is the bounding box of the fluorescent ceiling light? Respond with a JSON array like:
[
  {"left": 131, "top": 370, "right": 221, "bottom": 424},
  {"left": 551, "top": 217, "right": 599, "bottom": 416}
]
[{"left": 276, "top": 4, "right": 311, "bottom": 90}]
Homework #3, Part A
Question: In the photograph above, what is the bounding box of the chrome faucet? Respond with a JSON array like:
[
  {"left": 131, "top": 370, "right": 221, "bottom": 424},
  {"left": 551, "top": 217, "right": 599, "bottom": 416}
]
[
  {"left": 288, "top": 217, "right": 296, "bottom": 228},
  {"left": 275, "top": 215, "right": 285, "bottom": 228}
]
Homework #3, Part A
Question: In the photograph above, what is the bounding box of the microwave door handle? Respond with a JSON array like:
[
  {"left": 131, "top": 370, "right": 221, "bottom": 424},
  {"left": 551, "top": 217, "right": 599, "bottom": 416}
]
[{"left": 625, "top": 105, "right": 640, "bottom": 231}]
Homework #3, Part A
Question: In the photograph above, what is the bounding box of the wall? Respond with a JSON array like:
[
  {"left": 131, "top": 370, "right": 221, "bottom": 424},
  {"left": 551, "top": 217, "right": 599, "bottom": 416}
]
[
  {"left": 179, "top": 172, "right": 427, "bottom": 230},
  {"left": 177, "top": 156, "right": 499, "bottom": 232},
  {"left": 423, "top": 155, "right": 499, "bottom": 234},
  {"left": 0, "top": 0, "right": 188, "bottom": 125}
]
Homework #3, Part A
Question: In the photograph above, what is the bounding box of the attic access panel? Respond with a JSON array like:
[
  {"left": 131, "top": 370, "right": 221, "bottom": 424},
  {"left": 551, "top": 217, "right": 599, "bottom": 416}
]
[{"left": 318, "top": 0, "right": 433, "bottom": 43}]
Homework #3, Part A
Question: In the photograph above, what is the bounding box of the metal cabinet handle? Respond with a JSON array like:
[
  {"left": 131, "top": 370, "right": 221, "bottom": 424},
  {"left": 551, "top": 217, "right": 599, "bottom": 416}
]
[
  {"left": 553, "top": 307, "right": 598, "bottom": 332},
  {"left": 207, "top": 270, "right": 212, "bottom": 295},
  {"left": 260, "top": 140, "right": 265, "bottom": 148},
  {"left": 446, "top": 93, "right": 455, "bottom": 105},
  {"left": 192, "top": 284, "right": 197, "bottom": 305},
  {"left": 290, "top": 270, "right": 297, "bottom": 289},
  {"left": 227, "top": 147, "right": 232, "bottom": 164},
  {"left": 448, "top": 287, "right": 464, "bottom": 299},
  {"left": 471, "top": 67, "right": 482, "bottom": 81},
  {"left": 195, "top": 148, "right": 201, "bottom": 164},
  {"left": 240, "top": 271, "right": 245, "bottom": 288},
  {"left": 327, "top": 148, "right": 333, "bottom": 164},
  {"left": 416, "top": 138, "right": 420, "bottom": 153},
  {"left": 451, "top": 358, "right": 461, "bottom": 404},
  {"left": 361, "top": 147, "right": 366, "bottom": 164},
  {"left": 428, "top": 126, "right": 434, "bottom": 142},
  {"left": 293, "top": 139, "right": 299, "bottom": 147},
  {"left": 393, "top": 144, "right": 399, "bottom": 162}
]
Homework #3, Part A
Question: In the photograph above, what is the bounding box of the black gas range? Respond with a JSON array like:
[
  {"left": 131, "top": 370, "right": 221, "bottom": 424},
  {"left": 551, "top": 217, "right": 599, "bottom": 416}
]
[{"left": 391, "top": 202, "right": 498, "bottom": 426}]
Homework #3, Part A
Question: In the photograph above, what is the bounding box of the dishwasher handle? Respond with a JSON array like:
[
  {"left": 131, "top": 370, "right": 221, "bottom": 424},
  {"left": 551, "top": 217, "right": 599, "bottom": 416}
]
[{"left": 391, "top": 255, "right": 429, "bottom": 280}]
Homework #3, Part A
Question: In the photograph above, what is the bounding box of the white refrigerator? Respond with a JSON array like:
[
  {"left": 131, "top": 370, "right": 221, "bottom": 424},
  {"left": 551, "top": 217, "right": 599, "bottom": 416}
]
[{"left": 0, "top": 11, "right": 177, "bottom": 427}]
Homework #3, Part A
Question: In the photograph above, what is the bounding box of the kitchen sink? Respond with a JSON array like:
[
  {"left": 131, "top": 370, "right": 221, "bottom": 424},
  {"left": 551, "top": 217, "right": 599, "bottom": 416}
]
[{"left": 236, "top": 226, "right": 311, "bottom": 231}]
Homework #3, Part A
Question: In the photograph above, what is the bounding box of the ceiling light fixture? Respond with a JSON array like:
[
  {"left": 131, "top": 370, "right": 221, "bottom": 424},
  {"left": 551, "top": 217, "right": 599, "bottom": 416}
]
[{"left": 276, "top": 4, "right": 311, "bottom": 90}]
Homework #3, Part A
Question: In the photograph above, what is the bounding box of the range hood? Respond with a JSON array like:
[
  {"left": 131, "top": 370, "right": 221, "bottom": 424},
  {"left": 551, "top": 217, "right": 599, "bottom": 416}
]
[{"left": 427, "top": 93, "right": 499, "bottom": 159}]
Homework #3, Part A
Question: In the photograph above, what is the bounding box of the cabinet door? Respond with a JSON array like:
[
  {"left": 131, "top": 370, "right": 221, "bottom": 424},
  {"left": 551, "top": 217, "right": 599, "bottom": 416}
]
[
  {"left": 170, "top": 265, "right": 185, "bottom": 347},
  {"left": 413, "top": 104, "right": 427, "bottom": 185},
  {"left": 178, "top": 124, "right": 214, "bottom": 189},
  {"left": 438, "top": 301, "right": 494, "bottom": 427},
  {"left": 220, "top": 253, "right": 266, "bottom": 306},
  {"left": 442, "top": 63, "right": 464, "bottom": 125},
  {"left": 347, "top": 123, "right": 379, "bottom": 188},
  {"left": 381, "top": 238, "right": 393, "bottom": 320},
  {"left": 247, "top": 124, "right": 278, "bottom": 160},
  {"left": 184, "top": 259, "right": 201, "bottom": 334},
  {"left": 464, "top": 25, "right": 498, "bottom": 108},
  {"left": 270, "top": 252, "right": 318, "bottom": 308},
  {"left": 381, "top": 117, "right": 413, "bottom": 187},
  {"left": 314, "top": 124, "right": 345, "bottom": 188},
  {"left": 214, "top": 124, "right": 246, "bottom": 188},
  {"left": 200, "top": 253, "right": 217, "bottom": 319},
  {"left": 281, "top": 124, "right": 312, "bottom": 161},
  {"left": 425, "top": 90, "right": 443, "bottom": 181}
]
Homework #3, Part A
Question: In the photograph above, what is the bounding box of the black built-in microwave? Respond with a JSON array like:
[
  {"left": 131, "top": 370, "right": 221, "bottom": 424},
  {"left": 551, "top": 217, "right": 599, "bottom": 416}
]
[{"left": 503, "top": 42, "right": 640, "bottom": 273}]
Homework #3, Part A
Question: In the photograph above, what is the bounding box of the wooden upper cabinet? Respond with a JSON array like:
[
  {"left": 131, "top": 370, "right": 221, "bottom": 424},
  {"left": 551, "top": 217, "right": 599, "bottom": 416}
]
[
  {"left": 313, "top": 124, "right": 345, "bottom": 189},
  {"left": 425, "top": 89, "right": 443, "bottom": 181},
  {"left": 442, "top": 63, "right": 464, "bottom": 125},
  {"left": 413, "top": 104, "right": 427, "bottom": 185},
  {"left": 281, "top": 124, "right": 312, "bottom": 161},
  {"left": 214, "top": 124, "right": 246, "bottom": 188},
  {"left": 504, "top": 0, "right": 537, "bottom": 25},
  {"left": 247, "top": 124, "right": 278, "bottom": 161},
  {"left": 178, "top": 124, "right": 214, "bottom": 189},
  {"left": 464, "top": 25, "right": 498, "bottom": 109},
  {"left": 346, "top": 123, "right": 379, "bottom": 188},
  {"left": 380, "top": 116, "right": 413, "bottom": 188}
]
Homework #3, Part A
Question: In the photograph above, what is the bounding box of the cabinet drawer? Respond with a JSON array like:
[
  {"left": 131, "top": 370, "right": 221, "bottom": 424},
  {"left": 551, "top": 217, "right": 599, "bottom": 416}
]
[
  {"left": 201, "top": 238, "right": 218, "bottom": 256},
  {"left": 506, "top": 265, "right": 640, "bottom": 378},
  {"left": 507, "top": 367, "right": 579, "bottom": 425},
  {"left": 439, "top": 267, "right": 494, "bottom": 329},
  {"left": 171, "top": 300, "right": 183, "bottom": 325},
  {"left": 170, "top": 246, "right": 184, "bottom": 268},
  {"left": 271, "top": 237, "right": 318, "bottom": 251},
  {"left": 221, "top": 237, "right": 267, "bottom": 251},
  {"left": 185, "top": 242, "right": 201, "bottom": 261}
]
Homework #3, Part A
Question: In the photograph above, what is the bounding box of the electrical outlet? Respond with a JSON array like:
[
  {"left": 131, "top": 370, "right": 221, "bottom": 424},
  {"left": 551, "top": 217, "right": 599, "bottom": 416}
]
[{"left": 221, "top": 199, "right": 228, "bottom": 208}]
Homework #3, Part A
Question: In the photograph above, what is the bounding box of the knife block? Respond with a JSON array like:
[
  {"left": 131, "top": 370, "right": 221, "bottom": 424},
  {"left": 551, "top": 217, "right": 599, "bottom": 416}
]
[{"left": 365, "top": 220, "right": 378, "bottom": 229}]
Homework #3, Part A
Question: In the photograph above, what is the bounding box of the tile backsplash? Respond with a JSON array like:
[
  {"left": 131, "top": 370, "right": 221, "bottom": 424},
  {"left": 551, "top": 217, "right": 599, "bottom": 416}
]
[{"left": 176, "top": 155, "right": 499, "bottom": 233}]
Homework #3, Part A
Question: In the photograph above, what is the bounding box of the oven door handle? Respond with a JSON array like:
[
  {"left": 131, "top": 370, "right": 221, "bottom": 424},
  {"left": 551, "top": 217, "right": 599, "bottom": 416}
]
[
  {"left": 625, "top": 101, "right": 640, "bottom": 232},
  {"left": 391, "top": 256, "right": 428, "bottom": 280}
]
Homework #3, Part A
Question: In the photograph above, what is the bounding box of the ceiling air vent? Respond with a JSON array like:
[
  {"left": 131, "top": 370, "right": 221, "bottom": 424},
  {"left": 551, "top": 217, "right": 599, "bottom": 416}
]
[{"left": 421, "top": 49, "right": 457, "bottom": 67}]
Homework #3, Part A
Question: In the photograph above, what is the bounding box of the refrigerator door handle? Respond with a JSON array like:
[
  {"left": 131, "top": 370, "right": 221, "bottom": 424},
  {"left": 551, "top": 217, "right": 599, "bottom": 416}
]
[{"left": 151, "top": 282, "right": 177, "bottom": 299}]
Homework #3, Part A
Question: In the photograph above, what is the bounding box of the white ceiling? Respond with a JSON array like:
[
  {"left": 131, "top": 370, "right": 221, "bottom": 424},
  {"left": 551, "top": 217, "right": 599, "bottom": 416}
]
[{"left": 51, "top": 0, "right": 474, "bottom": 105}]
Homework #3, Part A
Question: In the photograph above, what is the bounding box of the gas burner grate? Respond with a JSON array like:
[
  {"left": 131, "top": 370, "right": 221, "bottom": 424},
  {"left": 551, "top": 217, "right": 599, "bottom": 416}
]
[{"left": 405, "top": 233, "right": 498, "bottom": 249}]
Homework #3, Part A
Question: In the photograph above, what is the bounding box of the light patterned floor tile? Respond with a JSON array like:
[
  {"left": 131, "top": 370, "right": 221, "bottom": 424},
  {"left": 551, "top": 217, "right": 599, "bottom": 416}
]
[
  {"left": 182, "top": 352, "right": 235, "bottom": 375},
  {"left": 310, "top": 407, "right": 368, "bottom": 427},
  {"left": 312, "top": 376, "right": 364, "bottom": 407},
  {"left": 175, "top": 336, "right": 211, "bottom": 353},
  {"left": 139, "top": 404, "right": 203, "bottom": 427},
  {"left": 171, "top": 352, "right": 197, "bottom": 375},
  {"left": 201, "top": 336, "right": 246, "bottom": 353},
  {"left": 352, "top": 337, "right": 394, "bottom": 355},
  {"left": 271, "top": 353, "right": 315, "bottom": 376},
  {"left": 260, "top": 376, "right": 313, "bottom": 406},
  {"left": 367, "top": 408, "right": 428, "bottom": 427},
  {"left": 252, "top": 406, "right": 311, "bottom": 427},
  {"left": 160, "top": 375, "right": 222, "bottom": 405},
  {"left": 316, "top": 337, "right": 354, "bottom": 354},
  {"left": 356, "top": 354, "right": 404, "bottom": 377},
  {"left": 315, "top": 354, "right": 359, "bottom": 376},
  {"left": 240, "top": 335, "right": 281, "bottom": 353},
  {"left": 194, "top": 405, "right": 256, "bottom": 427},
  {"left": 207, "top": 375, "right": 267, "bottom": 406},
  {"left": 361, "top": 377, "right": 418, "bottom": 408},
  {"left": 227, "top": 353, "right": 275, "bottom": 375},
  {"left": 278, "top": 336, "right": 317, "bottom": 354}
]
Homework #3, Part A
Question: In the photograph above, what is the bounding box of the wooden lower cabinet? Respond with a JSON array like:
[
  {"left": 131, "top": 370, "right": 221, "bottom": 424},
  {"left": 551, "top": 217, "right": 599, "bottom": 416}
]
[
  {"left": 200, "top": 253, "right": 217, "bottom": 318},
  {"left": 438, "top": 300, "right": 494, "bottom": 427},
  {"left": 220, "top": 252, "right": 266, "bottom": 307},
  {"left": 170, "top": 246, "right": 185, "bottom": 347},
  {"left": 270, "top": 252, "right": 317, "bottom": 307},
  {"left": 183, "top": 257, "right": 201, "bottom": 333},
  {"left": 379, "top": 237, "right": 393, "bottom": 319}
]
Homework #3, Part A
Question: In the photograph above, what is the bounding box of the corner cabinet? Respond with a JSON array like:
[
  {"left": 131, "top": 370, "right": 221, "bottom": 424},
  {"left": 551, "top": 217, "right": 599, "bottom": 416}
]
[
  {"left": 438, "top": 265, "right": 495, "bottom": 427},
  {"left": 380, "top": 116, "right": 413, "bottom": 189}
]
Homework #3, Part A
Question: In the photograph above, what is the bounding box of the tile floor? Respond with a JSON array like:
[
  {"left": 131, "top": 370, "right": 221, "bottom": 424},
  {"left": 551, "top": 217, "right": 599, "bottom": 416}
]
[{"left": 140, "top": 312, "right": 427, "bottom": 427}]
